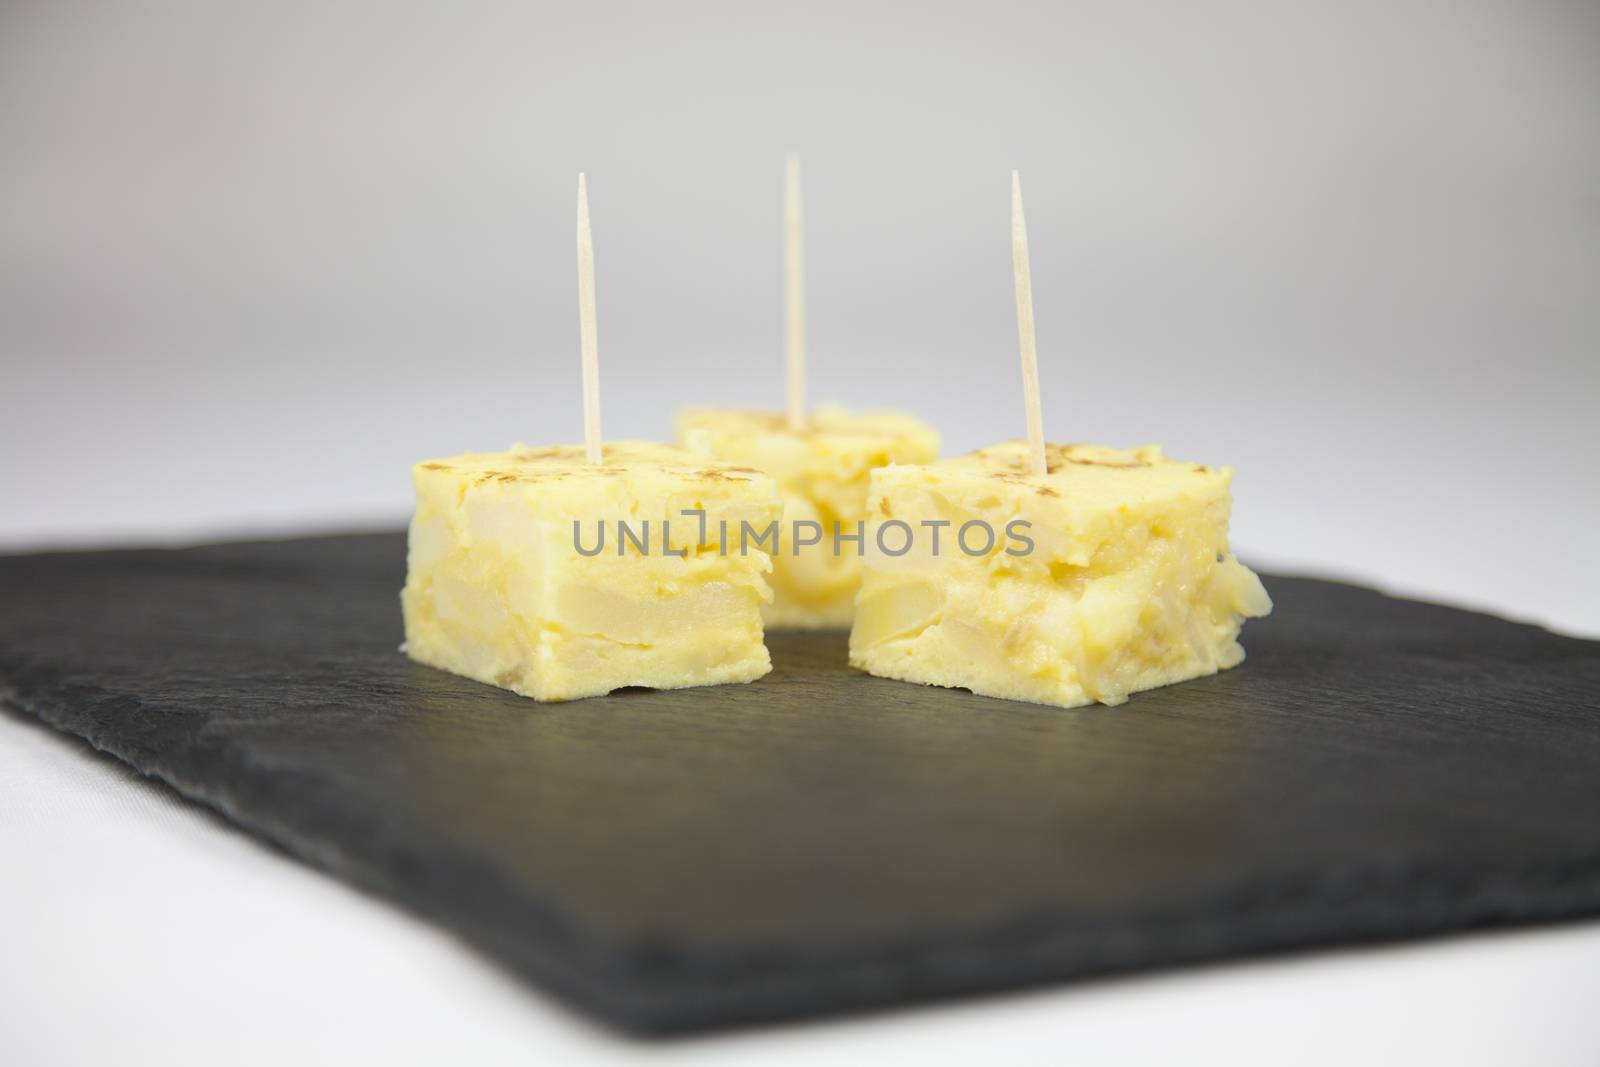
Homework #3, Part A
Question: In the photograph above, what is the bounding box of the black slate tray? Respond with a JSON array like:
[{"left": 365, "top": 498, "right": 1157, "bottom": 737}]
[{"left": 2, "top": 532, "right": 1598, "bottom": 1033}]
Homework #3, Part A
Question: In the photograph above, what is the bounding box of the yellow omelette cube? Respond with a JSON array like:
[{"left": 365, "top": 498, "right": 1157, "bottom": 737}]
[
  {"left": 676, "top": 405, "right": 939, "bottom": 629},
  {"left": 401, "top": 442, "right": 782, "bottom": 701},
  {"left": 849, "top": 442, "right": 1272, "bottom": 708}
]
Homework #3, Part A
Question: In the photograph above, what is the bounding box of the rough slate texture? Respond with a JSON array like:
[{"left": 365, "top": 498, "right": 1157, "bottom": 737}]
[{"left": 1, "top": 532, "right": 1598, "bottom": 1033}]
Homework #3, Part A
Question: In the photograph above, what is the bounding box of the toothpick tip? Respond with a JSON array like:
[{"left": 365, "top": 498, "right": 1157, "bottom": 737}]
[
  {"left": 1009, "top": 169, "right": 1045, "bottom": 478},
  {"left": 784, "top": 152, "right": 806, "bottom": 430},
  {"left": 576, "top": 171, "right": 601, "bottom": 463}
]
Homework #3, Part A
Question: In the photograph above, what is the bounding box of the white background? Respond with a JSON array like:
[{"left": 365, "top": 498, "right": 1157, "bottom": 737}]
[{"left": 3, "top": 1, "right": 1598, "bottom": 1062}]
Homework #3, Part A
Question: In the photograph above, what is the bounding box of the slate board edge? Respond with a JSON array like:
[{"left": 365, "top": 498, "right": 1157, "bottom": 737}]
[{"left": 9, "top": 660, "right": 1600, "bottom": 1035}]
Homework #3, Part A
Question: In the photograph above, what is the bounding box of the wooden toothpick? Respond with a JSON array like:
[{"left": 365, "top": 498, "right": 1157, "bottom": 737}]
[
  {"left": 576, "top": 174, "right": 602, "bottom": 464},
  {"left": 1011, "top": 170, "right": 1047, "bottom": 478},
  {"left": 784, "top": 152, "right": 807, "bottom": 431}
]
